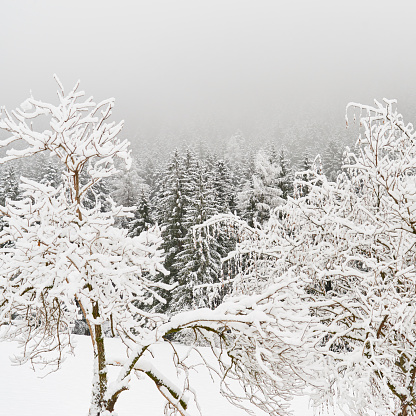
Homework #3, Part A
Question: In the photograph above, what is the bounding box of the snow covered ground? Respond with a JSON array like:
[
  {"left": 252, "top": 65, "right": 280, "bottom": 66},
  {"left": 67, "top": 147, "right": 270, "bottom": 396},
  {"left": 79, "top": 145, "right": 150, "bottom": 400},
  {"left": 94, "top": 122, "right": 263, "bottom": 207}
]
[{"left": 0, "top": 335, "right": 342, "bottom": 416}]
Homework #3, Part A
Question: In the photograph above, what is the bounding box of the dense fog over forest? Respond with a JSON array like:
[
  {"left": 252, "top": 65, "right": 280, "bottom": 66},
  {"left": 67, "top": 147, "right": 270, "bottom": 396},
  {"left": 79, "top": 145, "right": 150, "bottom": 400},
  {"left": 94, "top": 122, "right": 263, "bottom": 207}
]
[{"left": 2, "top": 0, "right": 416, "bottom": 145}]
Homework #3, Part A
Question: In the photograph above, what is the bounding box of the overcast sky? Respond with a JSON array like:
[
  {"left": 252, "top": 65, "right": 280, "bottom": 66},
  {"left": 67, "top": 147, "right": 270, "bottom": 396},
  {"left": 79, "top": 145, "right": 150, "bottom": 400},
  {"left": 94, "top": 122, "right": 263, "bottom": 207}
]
[{"left": 1, "top": 0, "right": 415, "bottom": 140}]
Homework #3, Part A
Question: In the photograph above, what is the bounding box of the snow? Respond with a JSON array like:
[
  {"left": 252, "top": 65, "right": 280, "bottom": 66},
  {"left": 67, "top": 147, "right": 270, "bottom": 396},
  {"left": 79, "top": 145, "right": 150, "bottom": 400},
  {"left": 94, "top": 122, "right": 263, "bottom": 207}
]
[{"left": 0, "top": 335, "right": 344, "bottom": 416}]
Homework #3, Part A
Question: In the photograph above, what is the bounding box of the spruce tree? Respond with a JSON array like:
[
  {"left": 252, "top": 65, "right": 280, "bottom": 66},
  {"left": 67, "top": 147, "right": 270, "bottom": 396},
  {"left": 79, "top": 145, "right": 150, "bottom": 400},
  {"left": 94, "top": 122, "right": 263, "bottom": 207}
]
[
  {"left": 155, "top": 149, "right": 190, "bottom": 306},
  {"left": 277, "top": 148, "right": 294, "bottom": 200},
  {"left": 128, "top": 185, "right": 154, "bottom": 237},
  {"left": 0, "top": 165, "right": 21, "bottom": 205},
  {"left": 295, "top": 150, "right": 313, "bottom": 198},
  {"left": 213, "top": 158, "right": 236, "bottom": 213},
  {"left": 171, "top": 159, "right": 222, "bottom": 312},
  {"left": 40, "top": 157, "right": 62, "bottom": 188}
]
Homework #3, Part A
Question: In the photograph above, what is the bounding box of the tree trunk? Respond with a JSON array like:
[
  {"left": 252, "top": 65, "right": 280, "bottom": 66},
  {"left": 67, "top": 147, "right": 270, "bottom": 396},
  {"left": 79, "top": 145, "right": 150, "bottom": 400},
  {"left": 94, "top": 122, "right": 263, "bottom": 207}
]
[{"left": 89, "top": 303, "right": 109, "bottom": 416}]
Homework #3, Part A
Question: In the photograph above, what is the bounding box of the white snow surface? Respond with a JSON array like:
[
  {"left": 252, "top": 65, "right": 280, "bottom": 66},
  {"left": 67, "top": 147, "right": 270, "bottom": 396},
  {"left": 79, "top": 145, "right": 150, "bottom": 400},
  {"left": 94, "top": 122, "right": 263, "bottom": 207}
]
[{"left": 0, "top": 335, "right": 345, "bottom": 416}]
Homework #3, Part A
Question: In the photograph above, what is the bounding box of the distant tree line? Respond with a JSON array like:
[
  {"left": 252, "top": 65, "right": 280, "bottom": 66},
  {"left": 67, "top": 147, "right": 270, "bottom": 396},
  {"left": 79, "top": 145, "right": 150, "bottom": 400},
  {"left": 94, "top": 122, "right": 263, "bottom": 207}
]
[{"left": 0, "top": 137, "right": 347, "bottom": 317}]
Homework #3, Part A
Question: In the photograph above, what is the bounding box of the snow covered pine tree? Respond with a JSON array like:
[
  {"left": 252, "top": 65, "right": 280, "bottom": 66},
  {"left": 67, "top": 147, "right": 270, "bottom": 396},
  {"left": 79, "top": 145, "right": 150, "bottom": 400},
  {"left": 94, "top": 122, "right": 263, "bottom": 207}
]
[{"left": 0, "top": 78, "right": 322, "bottom": 416}]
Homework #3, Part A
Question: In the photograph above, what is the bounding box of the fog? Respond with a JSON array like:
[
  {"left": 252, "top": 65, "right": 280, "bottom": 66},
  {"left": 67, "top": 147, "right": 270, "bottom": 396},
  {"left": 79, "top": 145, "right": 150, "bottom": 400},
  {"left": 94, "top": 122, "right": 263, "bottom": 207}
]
[{"left": 1, "top": 0, "right": 416, "bottom": 145}]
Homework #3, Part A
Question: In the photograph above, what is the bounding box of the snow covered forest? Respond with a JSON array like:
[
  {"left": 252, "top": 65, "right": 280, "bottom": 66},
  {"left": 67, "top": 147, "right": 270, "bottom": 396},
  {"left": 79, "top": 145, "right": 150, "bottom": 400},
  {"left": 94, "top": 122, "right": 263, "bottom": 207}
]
[
  {"left": 1, "top": 79, "right": 416, "bottom": 416},
  {"left": 4, "top": 0, "right": 416, "bottom": 413},
  {"left": 0, "top": 117, "right": 350, "bottom": 317}
]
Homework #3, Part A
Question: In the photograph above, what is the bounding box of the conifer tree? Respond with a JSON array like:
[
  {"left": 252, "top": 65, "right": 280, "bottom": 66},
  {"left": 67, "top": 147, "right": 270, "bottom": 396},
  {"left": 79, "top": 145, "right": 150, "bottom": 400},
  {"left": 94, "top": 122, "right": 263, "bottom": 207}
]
[
  {"left": 155, "top": 149, "right": 190, "bottom": 298},
  {"left": 170, "top": 160, "right": 222, "bottom": 312},
  {"left": 277, "top": 148, "right": 294, "bottom": 200},
  {"left": 295, "top": 150, "right": 313, "bottom": 198},
  {"left": 128, "top": 184, "right": 154, "bottom": 237},
  {"left": 40, "top": 157, "right": 62, "bottom": 188},
  {"left": 0, "top": 165, "right": 21, "bottom": 205},
  {"left": 213, "top": 158, "right": 237, "bottom": 213},
  {"left": 0, "top": 165, "right": 20, "bottom": 241}
]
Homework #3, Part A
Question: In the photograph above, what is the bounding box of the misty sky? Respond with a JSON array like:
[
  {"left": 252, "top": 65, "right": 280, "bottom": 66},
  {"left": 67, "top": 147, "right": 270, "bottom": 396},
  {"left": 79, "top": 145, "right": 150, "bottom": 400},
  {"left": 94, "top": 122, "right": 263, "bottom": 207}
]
[{"left": 1, "top": 0, "right": 415, "bottom": 141}]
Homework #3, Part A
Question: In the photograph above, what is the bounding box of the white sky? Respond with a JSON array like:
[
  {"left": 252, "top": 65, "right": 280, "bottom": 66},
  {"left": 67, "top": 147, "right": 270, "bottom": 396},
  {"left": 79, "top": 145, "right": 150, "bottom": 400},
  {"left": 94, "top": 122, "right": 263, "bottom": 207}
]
[{"left": 1, "top": 0, "right": 415, "bottom": 138}]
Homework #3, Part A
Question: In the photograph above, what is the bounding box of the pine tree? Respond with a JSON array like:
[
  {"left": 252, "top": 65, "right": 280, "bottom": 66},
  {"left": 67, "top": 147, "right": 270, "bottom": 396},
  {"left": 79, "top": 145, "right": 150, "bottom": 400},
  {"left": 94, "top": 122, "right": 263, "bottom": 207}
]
[
  {"left": 170, "top": 159, "right": 222, "bottom": 312},
  {"left": 128, "top": 185, "right": 154, "bottom": 237},
  {"left": 277, "top": 148, "right": 294, "bottom": 200},
  {"left": 295, "top": 150, "right": 313, "bottom": 198},
  {"left": 0, "top": 165, "right": 22, "bottom": 247},
  {"left": 213, "top": 158, "right": 237, "bottom": 213},
  {"left": 155, "top": 149, "right": 190, "bottom": 303},
  {"left": 0, "top": 165, "right": 21, "bottom": 205},
  {"left": 40, "top": 157, "right": 62, "bottom": 188}
]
